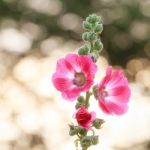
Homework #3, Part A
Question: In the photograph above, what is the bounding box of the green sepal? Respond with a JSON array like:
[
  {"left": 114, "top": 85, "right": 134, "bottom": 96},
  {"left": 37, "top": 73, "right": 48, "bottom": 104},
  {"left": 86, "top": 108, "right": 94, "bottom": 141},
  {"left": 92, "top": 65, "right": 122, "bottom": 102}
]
[
  {"left": 93, "top": 119, "right": 105, "bottom": 129},
  {"left": 92, "top": 85, "right": 99, "bottom": 99},
  {"left": 78, "top": 127, "right": 87, "bottom": 137},
  {"left": 91, "top": 136, "right": 99, "bottom": 145}
]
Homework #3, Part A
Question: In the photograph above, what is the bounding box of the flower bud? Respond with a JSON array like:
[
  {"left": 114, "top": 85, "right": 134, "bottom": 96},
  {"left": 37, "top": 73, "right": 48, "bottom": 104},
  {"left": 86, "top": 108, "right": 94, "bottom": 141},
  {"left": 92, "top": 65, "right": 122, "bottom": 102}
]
[
  {"left": 82, "top": 32, "right": 89, "bottom": 41},
  {"left": 78, "top": 45, "right": 89, "bottom": 55},
  {"left": 78, "top": 127, "right": 87, "bottom": 136},
  {"left": 93, "top": 119, "right": 105, "bottom": 129},
  {"left": 77, "top": 96, "right": 85, "bottom": 103},
  {"left": 86, "top": 14, "right": 100, "bottom": 24},
  {"left": 81, "top": 136, "right": 91, "bottom": 148},
  {"left": 88, "top": 32, "right": 97, "bottom": 42},
  {"left": 83, "top": 21, "right": 92, "bottom": 30},
  {"left": 94, "top": 24, "right": 103, "bottom": 33},
  {"left": 94, "top": 39, "right": 103, "bottom": 51},
  {"left": 69, "top": 124, "right": 78, "bottom": 136},
  {"left": 91, "top": 136, "right": 99, "bottom": 145}
]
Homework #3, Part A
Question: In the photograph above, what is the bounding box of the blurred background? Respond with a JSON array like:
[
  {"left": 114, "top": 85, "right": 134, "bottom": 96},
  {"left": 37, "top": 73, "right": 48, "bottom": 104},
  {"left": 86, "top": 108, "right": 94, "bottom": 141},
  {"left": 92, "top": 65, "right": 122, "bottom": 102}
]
[{"left": 0, "top": 0, "right": 150, "bottom": 149}]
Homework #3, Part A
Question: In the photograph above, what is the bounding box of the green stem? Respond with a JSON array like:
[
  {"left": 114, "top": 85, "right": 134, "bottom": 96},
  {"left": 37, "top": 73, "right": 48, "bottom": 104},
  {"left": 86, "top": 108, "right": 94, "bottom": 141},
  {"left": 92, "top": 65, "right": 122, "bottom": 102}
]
[
  {"left": 85, "top": 91, "right": 92, "bottom": 108},
  {"left": 90, "top": 42, "right": 94, "bottom": 53},
  {"left": 82, "top": 147, "right": 88, "bottom": 150}
]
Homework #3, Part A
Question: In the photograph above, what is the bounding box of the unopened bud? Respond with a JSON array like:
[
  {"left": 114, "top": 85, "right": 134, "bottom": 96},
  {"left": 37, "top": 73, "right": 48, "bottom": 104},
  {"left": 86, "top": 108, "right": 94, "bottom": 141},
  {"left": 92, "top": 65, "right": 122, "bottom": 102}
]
[
  {"left": 78, "top": 45, "right": 89, "bottom": 55},
  {"left": 93, "top": 119, "right": 105, "bottom": 129},
  {"left": 91, "top": 136, "right": 99, "bottom": 145},
  {"left": 94, "top": 39, "right": 103, "bottom": 51},
  {"left": 78, "top": 127, "right": 87, "bottom": 136},
  {"left": 94, "top": 24, "right": 103, "bottom": 33},
  {"left": 69, "top": 124, "right": 78, "bottom": 136},
  {"left": 77, "top": 96, "right": 85, "bottom": 103},
  {"left": 82, "top": 32, "right": 89, "bottom": 41},
  {"left": 81, "top": 136, "right": 91, "bottom": 148},
  {"left": 88, "top": 32, "right": 97, "bottom": 41},
  {"left": 83, "top": 21, "right": 92, "bottom": 30},
  {"left": 86, "top": 14, "right": 101, "bottom": 24}
]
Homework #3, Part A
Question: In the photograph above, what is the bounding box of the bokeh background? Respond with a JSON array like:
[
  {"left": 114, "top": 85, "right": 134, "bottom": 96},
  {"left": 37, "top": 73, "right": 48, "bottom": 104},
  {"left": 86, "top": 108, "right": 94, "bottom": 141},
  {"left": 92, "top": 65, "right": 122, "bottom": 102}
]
[{"left": 0, "top": 0, "right": 150, "bottom": 149}]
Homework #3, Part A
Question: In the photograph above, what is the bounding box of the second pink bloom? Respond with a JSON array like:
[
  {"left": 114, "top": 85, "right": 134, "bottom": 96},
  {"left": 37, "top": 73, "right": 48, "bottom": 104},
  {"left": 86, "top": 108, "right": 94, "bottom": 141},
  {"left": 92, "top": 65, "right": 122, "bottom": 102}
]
[{"left": 96, "top": 66, "right": 131, "bottom": 115}]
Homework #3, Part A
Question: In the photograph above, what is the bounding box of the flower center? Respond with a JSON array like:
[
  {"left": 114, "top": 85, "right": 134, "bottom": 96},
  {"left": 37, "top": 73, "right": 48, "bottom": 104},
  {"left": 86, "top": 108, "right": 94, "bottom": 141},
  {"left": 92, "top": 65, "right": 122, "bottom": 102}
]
[{"left": 73, "top": 72, "right": 86, "bottom": 86}]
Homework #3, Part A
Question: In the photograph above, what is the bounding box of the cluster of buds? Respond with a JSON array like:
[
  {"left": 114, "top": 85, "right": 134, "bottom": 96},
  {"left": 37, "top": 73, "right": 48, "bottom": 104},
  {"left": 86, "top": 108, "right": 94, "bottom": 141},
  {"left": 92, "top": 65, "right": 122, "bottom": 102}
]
[
  {"left": 52, "top": 14, "right": 131, "bottom": 150},
  {"left": 78, "top": 14, "right": 103, "bottom": 62}
]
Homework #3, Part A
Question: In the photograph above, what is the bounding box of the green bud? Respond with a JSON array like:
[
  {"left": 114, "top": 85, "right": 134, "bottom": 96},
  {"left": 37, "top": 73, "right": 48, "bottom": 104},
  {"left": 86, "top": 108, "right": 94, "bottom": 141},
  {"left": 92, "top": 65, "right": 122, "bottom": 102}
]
[
  {"left": 94, "top": 39, "right": 103, "bottom": 51},
  {"left": 86, "top": 14, "right": 100, "bottom": 24},
  {"left": 81, "top": 136, "right": 91, "bottom": 148},
  {"left": 91, "top": 136, "right": 99, "bottom": 145},
  {"left": 78, "top": 45, "right": 89, "bottom": 55},
  {"left": 93, "top": 119, "right": 105, "bottom": 129},
  {"left": 82, "top": 32, "right": 89, "bottom": 41},
  {"left": 89, "top": 51, "right": 99, "bottom": 62},
  {"left": 88, "top": 32, "right": 97, "bottom": 42},
  {"left": 94, "top": 24, "right": 103, "bottom": 33},
  {"left": 78, "top": 127, "right": 87, "bottom": 136},
  {"left": 83, "top": 21, "right": 92, "bottom": 30},
  {"left": 82, "top": 32, "right": 97, "bottom": 42},
  {"left": 77, "top": 96, "right": 85, "bottom": 103},
  {"left": 69, "top": 124, "right": 78, "bottom": 136}
]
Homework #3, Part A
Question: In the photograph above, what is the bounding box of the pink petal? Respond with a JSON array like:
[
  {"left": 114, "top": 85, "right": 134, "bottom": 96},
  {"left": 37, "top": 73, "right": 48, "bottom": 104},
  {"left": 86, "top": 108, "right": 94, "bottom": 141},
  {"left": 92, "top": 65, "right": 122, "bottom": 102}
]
[
  {"left": 52, "top": 76, "right": 72, "bottom": 91},
  {"left": 66, "top": 54, "right": 82, "bottom": 72},
  {"left": 99, "top": 99, "right": 112, "bottom": 115},
  {"left": 61, "top": 89, "right": 80, "bottom": 101},
  {"left": 90, "top": 111, "right": 96, "bottom": 122},
  {"left": 105, "top": 101, "right": 129, "bottom": 115},
  {"left": 107, "top": 86, "right": 131, "bottom": 103}
]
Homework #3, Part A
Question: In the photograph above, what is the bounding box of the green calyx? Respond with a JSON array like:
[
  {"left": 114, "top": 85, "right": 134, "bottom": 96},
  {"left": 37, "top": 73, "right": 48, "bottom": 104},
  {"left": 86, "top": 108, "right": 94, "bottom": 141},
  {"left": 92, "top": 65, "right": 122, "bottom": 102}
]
[
  {"left": 81, "top": 135, "right": 99, "bottom": 149},
  {"left": 69, "top": 124, "right": 87, "bottom": 137},
  {"left": 93, "top": 119, "right": 105, "bottom": 129}
]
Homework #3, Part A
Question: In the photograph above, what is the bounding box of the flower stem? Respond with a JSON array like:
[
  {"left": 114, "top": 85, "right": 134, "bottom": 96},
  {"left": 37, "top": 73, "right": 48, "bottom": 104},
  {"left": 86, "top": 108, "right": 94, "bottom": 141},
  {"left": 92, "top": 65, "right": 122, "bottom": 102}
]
[
  {"left": 85, "top": 91, "right": 92, "bottom": 108},
  {"left": 82, "top": 147, "right": 88, "bottom": 150}
]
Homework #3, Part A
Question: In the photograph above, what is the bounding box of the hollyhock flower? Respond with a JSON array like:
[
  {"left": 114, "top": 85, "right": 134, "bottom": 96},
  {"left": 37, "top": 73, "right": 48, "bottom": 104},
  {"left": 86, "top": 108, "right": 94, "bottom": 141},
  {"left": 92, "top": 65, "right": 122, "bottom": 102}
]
[
  {"left": 52, "top": 54, "right": 97, "bottom": 101},
  {"left": 96, "top": 66, "right": 131, "bottom": 115},
  {"left": 75, "top": 106, "right": 96, "bottom": 129}
]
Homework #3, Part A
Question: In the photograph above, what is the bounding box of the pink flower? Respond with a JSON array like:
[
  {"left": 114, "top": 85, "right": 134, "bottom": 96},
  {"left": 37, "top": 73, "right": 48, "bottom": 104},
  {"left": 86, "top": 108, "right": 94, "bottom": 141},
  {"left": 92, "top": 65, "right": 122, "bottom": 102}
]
[
  {"left": 52, "top": 54, "right": 97, "bottom": 101},
  {"left": 97, "top": 66, "right": 131, "bottom": 115},
  {"left": 75, "top": 106, "right": 96, "bottom": 129}
]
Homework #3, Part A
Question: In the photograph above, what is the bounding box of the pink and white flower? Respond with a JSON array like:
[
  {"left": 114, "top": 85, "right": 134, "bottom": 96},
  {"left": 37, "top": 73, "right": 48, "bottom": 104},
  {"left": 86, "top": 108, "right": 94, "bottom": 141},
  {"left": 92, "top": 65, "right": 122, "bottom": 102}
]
[
  {"left": 75, "top": 106, "right": 96, "bottom": 129},
  {"left": 52, "top": 54, "right": 97, "bottom": 101},
  {"left": 96, "top": 66, "right": 131, "bottom": 115}
]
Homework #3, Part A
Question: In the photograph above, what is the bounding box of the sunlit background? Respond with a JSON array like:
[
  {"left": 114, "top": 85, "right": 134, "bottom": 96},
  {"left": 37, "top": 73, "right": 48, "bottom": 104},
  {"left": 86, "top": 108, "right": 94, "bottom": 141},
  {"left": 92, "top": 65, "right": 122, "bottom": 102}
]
[{"left": 0, "top": 0, "right": 150, "bottom": 149}]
